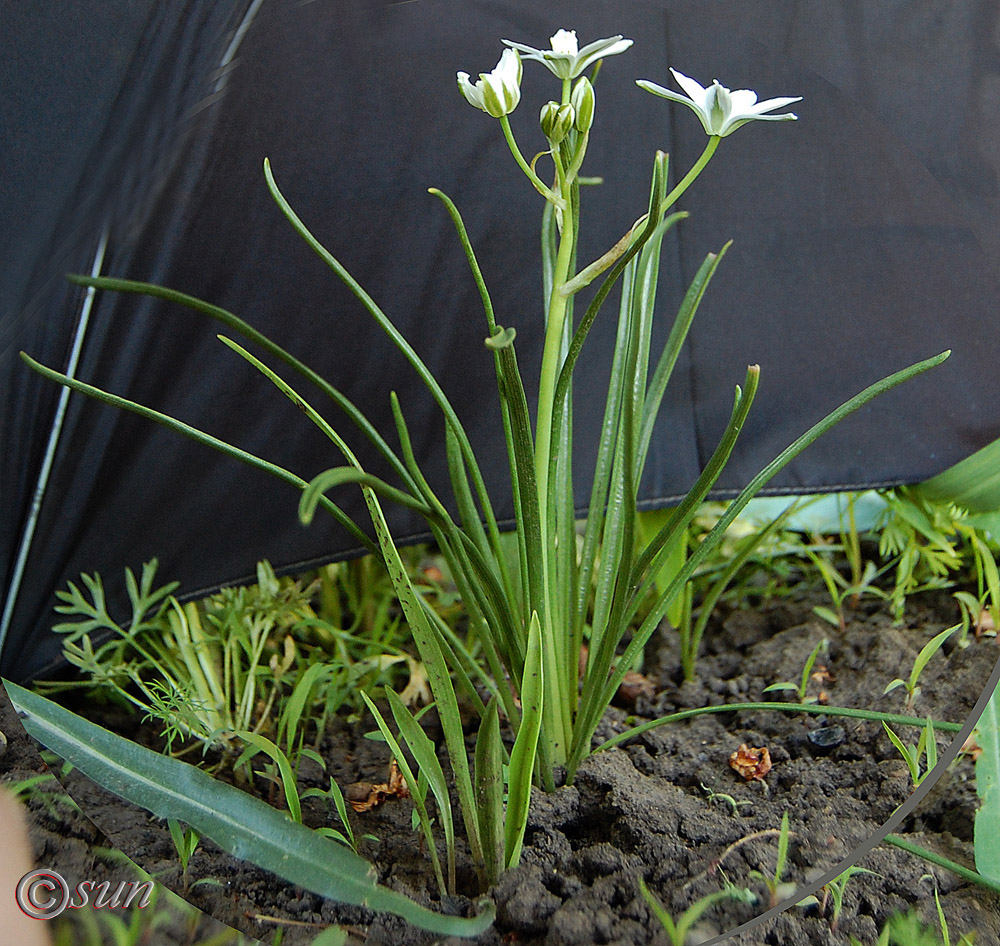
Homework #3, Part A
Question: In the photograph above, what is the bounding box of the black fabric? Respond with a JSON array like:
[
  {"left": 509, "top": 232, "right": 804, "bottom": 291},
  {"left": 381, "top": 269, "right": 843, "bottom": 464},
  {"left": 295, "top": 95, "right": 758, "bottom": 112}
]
[{"left": 3, "top": 0, "right": 999, "bottom": 681}]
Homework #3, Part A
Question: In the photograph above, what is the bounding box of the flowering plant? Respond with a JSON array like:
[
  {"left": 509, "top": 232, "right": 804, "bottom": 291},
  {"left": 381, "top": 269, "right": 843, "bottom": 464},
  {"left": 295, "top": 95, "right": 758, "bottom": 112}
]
[{"left": 24, "top": 27, "right": 947, "bottom": 895}]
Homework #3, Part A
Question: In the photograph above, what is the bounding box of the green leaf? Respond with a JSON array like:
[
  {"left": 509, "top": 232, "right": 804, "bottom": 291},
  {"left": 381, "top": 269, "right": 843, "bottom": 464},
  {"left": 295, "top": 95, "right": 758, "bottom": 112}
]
[
  {"left": 882, "top": 722, "right": 920, "bottom": 785},
  {"left": 360, "top": 692, "right": 448, "bottom": 897},
  {"left": 231, "top": 731, "right": 302, "bottom": 823},
  {"left": 18, "top": 352, "right": 375, "bottom": 555},
  {"left": 975, "top": 681, "right": 1000, "bottom": 881},
  {"left": 474, "top": 699, "right": 505, "bottom": 884},
  {"left": 384, "top": 687, "right": 456, "bottom": 894},
  {"left": 910, "top": 625, "right": 958, "bottom": 690},
  {"left": 916, "top": 434, "right": 1000, "bottom": 513},
  {"left": 4, "top": 682, "right": 494, "bottom": 936},
  {"left": 505, "top": 612, "right": 543, "bottom": 870}
]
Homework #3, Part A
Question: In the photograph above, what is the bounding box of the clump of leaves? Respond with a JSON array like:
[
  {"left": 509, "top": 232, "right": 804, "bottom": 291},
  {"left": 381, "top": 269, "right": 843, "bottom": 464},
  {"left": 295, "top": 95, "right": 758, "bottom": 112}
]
[{"left": 41, "top": 556, "right": 429, "bottom": 762}]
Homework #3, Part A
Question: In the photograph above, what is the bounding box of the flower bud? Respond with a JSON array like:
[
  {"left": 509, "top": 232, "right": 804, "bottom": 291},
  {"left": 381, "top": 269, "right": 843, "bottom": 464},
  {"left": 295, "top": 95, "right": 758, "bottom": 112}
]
[
  {"left": 571, "top": 77, "right": 595, "bottom": 133},
  {"left": 540, "top": 101, "right": 575, "bottom": 144}
]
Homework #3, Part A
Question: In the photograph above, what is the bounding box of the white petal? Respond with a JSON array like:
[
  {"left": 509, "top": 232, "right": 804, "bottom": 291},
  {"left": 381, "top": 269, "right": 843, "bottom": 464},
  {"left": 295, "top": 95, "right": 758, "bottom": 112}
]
[
  {"left": 669, "top": 69, "right": 710, "bottom": 106},
  {"left": 457, "top": 71, "right": 486, "bottom": 110},
  {"left": 549, "top": 29, "right": 579, "bottom": 55},
  {"left": 728, "top": 89, "right": 759, "bottom": 111},
  {"left": 497, "top": 47, "right": 521, "bottom": 86},
  {"left": 635, "top": 78, "right": 693, "bottom": 105},
  {"left": 747, "top": 95, "right": 803, "bottom": 114},
  {"left": 502, "top": 39, "right": 545, "bottom": 60},
  {"left": 573, "top": 37, "right": 633, "bottom": 76}
]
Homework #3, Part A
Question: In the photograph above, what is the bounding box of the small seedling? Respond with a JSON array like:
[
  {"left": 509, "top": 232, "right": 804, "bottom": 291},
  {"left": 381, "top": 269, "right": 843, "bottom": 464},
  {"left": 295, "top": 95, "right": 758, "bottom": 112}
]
[
  {"left": 639, "top": 877, "right": 746, "bottom": 946},
  {"left": 819, "top": 863, "right": 879, "bottom": 931},
  {"left": 302, "top": 777, "right": 378, "bottom": 854},
  {"left": 699, "top": 781, "right": 751, "bottom": 815},
  {"left": 167, "top": 818, "right": 201, "bottom": 892},
  {"left": 884, "top": 625, "right": 958, "bottom": 709},
  {"left": 859, "top": 892, "right": 976, "bottom": 946},
  {"left": 883, "top": 717, "right": 938, "bottom": 789},
  {"left": 748, "top": 811, "right": 794, "bottom": 908},
  {"left": 763, "top": 637, "right": 829, "bottom": 704}
]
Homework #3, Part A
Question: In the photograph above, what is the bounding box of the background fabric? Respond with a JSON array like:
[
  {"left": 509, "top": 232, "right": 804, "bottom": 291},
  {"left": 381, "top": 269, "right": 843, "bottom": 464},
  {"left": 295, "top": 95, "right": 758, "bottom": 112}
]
[{"left": 3, "top": 0, "right": 999, "bottom": 680}]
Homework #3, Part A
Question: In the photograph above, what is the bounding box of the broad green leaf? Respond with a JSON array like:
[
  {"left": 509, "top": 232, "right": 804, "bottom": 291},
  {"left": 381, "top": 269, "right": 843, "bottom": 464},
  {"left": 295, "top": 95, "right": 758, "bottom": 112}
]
[
  {"left": 916, "top": 434, "right": 1000, "bottom": 513},
  {"left": 4, "top": 682, "right": 494, "bottom": 936}
]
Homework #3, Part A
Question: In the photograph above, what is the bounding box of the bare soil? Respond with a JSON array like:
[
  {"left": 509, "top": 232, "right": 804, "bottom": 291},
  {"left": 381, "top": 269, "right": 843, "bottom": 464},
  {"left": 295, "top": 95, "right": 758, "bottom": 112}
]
[{"left": 3, "top": 585, "right": 1000, "bottom": 945}]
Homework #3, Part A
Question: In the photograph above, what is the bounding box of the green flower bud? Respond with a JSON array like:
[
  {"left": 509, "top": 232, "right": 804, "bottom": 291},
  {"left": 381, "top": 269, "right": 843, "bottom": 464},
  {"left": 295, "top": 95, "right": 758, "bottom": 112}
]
[
  {"left": 571, "top": 76, "right": 595, "bottom": 133},
  {"left": 540, "top": 100, "right": 575, "bottom": 144}
]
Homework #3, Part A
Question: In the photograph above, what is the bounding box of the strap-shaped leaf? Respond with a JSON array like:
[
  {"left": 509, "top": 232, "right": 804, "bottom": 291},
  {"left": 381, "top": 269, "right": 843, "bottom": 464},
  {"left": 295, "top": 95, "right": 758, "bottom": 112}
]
[
  {"left": 474, "top": 699, "right": 505, "bottom": 883},
  {"left": 4, "top": 682, "right": 494, "bottom": 936},
  {"left": 384, "top": 687, "right": 456, "bottom": 893},
  {"left": 63, "top": 274, "right": 413, "bottom": 488},
  {"left": 505, "top": 612, "right": 543, "bottom": 869},
  {"left": 19, "top": 352, "right": 375, "bottom": 555},
  {"left": 611, "top": 351, "right": 951, "bottom": 727},
  {"left": 264, "top": 160, "right": 511, "bottom": 600},
  {"left": 360, "top": 692, "right": 448, "bottom": 897}
]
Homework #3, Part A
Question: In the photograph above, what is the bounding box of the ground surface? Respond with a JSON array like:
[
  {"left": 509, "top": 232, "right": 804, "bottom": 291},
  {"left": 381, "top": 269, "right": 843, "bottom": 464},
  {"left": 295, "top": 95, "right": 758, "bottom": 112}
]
[{"left": 3, "top": 585, "right": 1000, "bottom": 945}]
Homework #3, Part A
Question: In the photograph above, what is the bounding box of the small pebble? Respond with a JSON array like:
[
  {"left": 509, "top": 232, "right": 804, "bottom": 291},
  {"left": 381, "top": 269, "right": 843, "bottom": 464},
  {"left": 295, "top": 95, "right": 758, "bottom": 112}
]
[{"left": 807, "top": 725, "right": 846, "bottom": 751}]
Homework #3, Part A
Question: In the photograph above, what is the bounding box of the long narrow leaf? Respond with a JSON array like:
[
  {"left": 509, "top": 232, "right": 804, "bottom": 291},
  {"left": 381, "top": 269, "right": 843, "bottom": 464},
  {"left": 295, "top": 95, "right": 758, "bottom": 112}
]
[
  {"left": 505, "top": 612, "right": 543, "bottom": 870},
  {"left": 976, "top": 681, "right": 1000, "bottom": 881},
  {"left": 18, "top": 353, "right": 376, "bottom": 555},
  {"left": 384, "top": 687, "right": 457, "bottom": 894},
  {"left": 360, "top": 692, "right": 448, "bottom": 897},
  {"left": 636, "top": 242, "right": 731, "bottom": 481},
  {"left": 64, "top": 275, "right": 414, "bottom": 488},
  {"left": 263, "top": 160, "right": 513, "bottom": 602},
  {"left": 231, "top": 731, "right": 303, "bottom": 823},
  {"left": 5, "top": 682, "right": 494, "bottom": 936},
  {"left": 474, "top": 700, "right": 505, "bottom": 883},
  {"left": 609, "top": 351, "right": 950, "bottom": 719}
]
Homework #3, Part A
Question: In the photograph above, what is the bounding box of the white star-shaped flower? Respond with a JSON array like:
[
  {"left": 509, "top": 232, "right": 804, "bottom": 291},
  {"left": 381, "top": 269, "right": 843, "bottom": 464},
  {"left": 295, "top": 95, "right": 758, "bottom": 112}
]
[
  {"left": 637, "top": 69, "right": 801, "bottom": 137},
  {"left": 503, "top": 29, "right": 632, "bottom": 80}
]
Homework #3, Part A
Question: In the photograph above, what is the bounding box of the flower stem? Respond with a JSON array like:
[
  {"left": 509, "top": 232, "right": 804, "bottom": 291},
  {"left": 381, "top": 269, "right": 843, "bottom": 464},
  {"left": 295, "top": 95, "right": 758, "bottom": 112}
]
[
  {"left": 534, "top": 176, "right": 577, "bottom": 766},
  {"left": 659, "top": 135, "right": 720, "bottom": 215},
  {"left": 499, "top": 115, "right": 559, "bottom": 204}
]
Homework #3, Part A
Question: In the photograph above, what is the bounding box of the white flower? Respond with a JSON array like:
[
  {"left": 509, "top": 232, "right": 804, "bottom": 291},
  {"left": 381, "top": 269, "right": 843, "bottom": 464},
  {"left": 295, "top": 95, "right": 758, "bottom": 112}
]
[
  {"left": 503, "top": 29, "right": 632, "bottom": 80},
  {"left": 457, "top": 48, "right": 522, "bottom": 117},
  {"left": 637, "top": 69, "right": 801, "bottom": 137}
]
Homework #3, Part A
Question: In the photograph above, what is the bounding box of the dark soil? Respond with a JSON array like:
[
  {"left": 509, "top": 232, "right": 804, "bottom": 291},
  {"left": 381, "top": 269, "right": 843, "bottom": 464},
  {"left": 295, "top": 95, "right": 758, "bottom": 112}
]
[{"left": 4, "top": 586, "right": 1000, "bottom": 946}]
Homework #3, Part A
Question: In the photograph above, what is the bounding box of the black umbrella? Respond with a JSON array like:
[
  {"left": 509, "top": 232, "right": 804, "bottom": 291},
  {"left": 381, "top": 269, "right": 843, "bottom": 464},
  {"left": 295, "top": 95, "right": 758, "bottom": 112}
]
[{"left": 3, "top": 0, "right": 998, "bottom": 681}]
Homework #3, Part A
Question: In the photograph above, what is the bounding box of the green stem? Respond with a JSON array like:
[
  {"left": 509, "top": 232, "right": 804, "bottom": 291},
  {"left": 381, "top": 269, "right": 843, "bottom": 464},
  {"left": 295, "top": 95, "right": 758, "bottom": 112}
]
[
  {"left": 499, "top": 115, "right": 558, "bottom": 204},
  {"left": 533, "top": 178, "right": 578, "bottom": 767},
  {"left": 659, "top": 136, "right": 720, "bottom": 214},
  {"left": 595, "top": 701, "right": 962, "bottom": 753},
  {"left": 884, "top": 834, "right": 1000, "bottom": 894}
]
